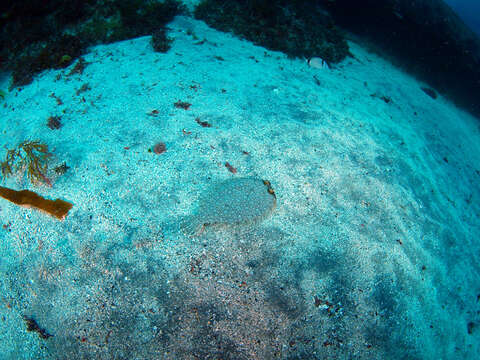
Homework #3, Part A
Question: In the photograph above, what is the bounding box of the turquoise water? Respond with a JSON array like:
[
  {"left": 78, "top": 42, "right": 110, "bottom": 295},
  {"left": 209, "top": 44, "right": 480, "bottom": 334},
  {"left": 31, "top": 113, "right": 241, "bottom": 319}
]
[{"left": 1, "top": 5, "right": 480, "bottom": 360}]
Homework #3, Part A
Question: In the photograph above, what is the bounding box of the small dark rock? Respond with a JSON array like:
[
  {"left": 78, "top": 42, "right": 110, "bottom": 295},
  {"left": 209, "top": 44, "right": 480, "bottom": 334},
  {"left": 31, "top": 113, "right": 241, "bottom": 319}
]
[
  {"left": 225, "top": 162, "right": 237, "bottom": 174},
  {"left": 174, "top": 100, "right": 191, "bottom": 110},
  {"left": 153, "top": 142, "right": 167, "bottom": 154},
  {"left": 47, "top": 116, "right": 62, "bottom": 130},
  {"left": 75, "top": 83, "right": 91, "bottom": 96},
  {"left": 54, "top": 162, "right": 70, "bottom": 175},
  {"left": 467, "top": 321, "right": 475, "bottom": 335},
  {"left": 421, "top": 87, "right": 437, "bottom": 99},
  {"left": 195, "top": 117, "right": 212, "bottom": 127},
  {"left": 370, "top": 93, "right": 392, "bottom": 104},
  {"left": 380, "top": 95, "right": 392, "bottom": 104}
]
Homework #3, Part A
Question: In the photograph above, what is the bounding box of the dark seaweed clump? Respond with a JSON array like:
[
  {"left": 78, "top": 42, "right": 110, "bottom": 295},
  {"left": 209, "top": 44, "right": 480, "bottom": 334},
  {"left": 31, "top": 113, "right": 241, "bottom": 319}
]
[
  {"left": 194, "top": 0, "right": 350, "bottom": 63},
  {"left": 11, "top": 35, "right": 85, "bottom": 87},
  {"left": 0, "top": 140, "right": 52, "bottom": 185},
  {"left": 0, "top": 0, "right": 185, "bottom": 88},
  {"left": 151, "top": 28, "right": 173, "bottom": 53},
  {"left": 23, "top": 315, "right": 53, "bottom": 340}
]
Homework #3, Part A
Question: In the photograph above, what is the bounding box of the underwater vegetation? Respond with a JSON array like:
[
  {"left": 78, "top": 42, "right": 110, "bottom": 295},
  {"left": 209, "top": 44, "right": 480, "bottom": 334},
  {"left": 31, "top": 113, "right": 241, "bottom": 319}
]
[
  {"left": 1, "top": 140, "right": 52, "bottom": 186},
  {"left": 11, "top": 34, "right": 85, "bottom": 87},
  {"left": 22, "top": 315, "right": 53, "bottom": 339},
  {"left": 182, "top": 177, "right": 277, "bottom": 237},
  {"left": 0, "top": 141, "right": 73, "bottom": 219},
  {"left": 0, "top": 186, "right": 73, "bottom": 220},
  {"left": 0, "top": 0, "right": 185, "bottom": 88},
  {"left": 151, "top": 28, "right": 173, "bottom": 53},
  {"left": 194, "top": 0, "right": 350, "bottom": 62},
  {"left": 320, "top": 0, "right": 480, "bottom": 118},
  {"left": 47, "top": 115, "right": 62, "bottom": 130}
]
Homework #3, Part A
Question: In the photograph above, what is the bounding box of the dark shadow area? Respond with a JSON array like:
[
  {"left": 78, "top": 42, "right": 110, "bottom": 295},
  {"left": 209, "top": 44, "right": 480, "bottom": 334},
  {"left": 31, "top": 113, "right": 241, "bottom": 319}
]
[{"left": 318, "top": 0, "right": 480, "bottom": 119}]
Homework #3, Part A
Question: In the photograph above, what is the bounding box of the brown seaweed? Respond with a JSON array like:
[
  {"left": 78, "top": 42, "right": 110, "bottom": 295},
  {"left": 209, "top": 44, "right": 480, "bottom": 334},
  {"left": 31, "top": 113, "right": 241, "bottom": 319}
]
[
  {"left": 0, "top": 186, "right": 73, "bottom": 220},
  {"left": 1, "top": 140, "right": 53, "bottom": 185}
]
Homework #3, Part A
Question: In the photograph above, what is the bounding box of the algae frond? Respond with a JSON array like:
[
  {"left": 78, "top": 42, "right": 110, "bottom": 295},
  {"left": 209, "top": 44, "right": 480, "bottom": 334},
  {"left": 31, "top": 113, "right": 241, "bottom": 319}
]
[{"left": 1, "top": 141, "right": 53, "bottom": 185}]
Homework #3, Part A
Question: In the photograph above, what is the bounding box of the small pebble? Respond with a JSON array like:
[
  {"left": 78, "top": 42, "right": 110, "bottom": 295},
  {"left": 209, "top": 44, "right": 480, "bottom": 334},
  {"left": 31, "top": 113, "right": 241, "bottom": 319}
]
[{"left": 153, "top": 142, "right": 166, "bottom": 154}]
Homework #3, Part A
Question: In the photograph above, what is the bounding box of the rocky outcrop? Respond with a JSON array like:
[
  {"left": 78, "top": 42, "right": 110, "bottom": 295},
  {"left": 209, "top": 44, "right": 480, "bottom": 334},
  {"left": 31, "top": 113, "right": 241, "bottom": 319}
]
[{"left": 319, "top": 0, "right": 480, "bottom": 118}]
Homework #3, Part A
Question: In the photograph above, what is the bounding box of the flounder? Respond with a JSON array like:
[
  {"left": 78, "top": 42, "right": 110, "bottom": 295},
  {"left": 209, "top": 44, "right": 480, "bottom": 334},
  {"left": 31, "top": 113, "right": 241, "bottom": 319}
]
[{"left": 182, "top": 177, "right": 276, "bottom": 237}]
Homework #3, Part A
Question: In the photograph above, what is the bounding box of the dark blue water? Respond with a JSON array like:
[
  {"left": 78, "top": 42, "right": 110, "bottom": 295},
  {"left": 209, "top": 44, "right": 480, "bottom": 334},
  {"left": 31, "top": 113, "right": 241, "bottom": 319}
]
[{"left": 444, "top": 0, "right": 480, "bottom": 36}]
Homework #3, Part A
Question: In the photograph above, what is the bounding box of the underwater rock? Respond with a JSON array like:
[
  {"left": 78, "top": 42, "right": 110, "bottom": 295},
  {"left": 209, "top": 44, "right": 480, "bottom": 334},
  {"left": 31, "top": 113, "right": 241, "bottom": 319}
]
[
  {"left": 1, "top": 0, "right": 185, "bottom": 87},
  {"left": 320, "top": 0, "right": 480, "bottom": 119},
  {"left": 22, "top": 315, "right": 53, "bottom": 340},
  {"left": 194, "top": 0, "right": 349, "bottom": 63},
  {"left": 421, "top": 87, "right": 437, "bottom": 99},
  {"left": 47, "top": 115, "right": 62, "bottom": 130},
  {"left": 153, "top": 142, "right": 167, "bottom": 154},
  {"left": 182, "top": 178, "right": 277, "bottom": 237}
]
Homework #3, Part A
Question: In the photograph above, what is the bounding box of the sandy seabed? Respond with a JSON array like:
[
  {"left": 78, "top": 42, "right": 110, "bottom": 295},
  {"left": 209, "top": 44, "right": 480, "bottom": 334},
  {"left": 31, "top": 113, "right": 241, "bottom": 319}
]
[{"left": 0, "top": 14, "right": 479, "bottom": 360}]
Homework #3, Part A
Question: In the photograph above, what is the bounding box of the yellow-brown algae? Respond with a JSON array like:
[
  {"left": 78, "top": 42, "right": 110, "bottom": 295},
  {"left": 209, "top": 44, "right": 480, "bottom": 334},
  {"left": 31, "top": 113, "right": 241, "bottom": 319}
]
[{"left": 0, "top": 186, "right": 73, "bottom": 220}]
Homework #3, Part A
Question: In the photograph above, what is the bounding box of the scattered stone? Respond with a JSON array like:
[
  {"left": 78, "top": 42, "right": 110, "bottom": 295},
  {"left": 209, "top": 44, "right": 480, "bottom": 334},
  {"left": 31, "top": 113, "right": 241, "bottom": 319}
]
[
  {"left": 467, "top": 321, "right": 475, "bottom": 335},
  {"left": 54, "top": 162, "right": 70, "bottom": 175},
  {"left": 225, "top": 162, "right": 237, "bottom": 174},
  {"left": 421, "top": 87, "right": 437, "bottom": 99},
  {"left": 153, "top": 142, "right": 167, "bottom": 154},
  {"left": 195, "top": 117, "right": 211, "bottom": 127},
  {"left": 47, "top": 115, "right": 62, "bottom": 130},
  {"left": 174, "top": 100, "right": 191, "bottom": 110}
]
